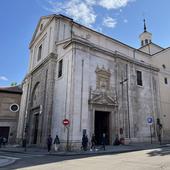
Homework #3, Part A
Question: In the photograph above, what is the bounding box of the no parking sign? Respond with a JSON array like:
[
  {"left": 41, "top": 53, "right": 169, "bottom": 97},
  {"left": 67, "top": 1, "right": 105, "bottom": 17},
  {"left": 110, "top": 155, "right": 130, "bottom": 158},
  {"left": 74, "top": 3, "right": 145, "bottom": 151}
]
[
  {"left": 147, "top": 116, "right": 154, "bottom": 144},
  {"left": 147, "top": 116, "right": 153, "bottom": 125}
]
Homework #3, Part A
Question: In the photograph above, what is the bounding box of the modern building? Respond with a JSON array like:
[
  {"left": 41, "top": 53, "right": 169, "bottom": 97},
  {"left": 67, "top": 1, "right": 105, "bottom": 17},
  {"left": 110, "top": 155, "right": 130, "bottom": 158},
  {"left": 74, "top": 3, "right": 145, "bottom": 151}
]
[
  {"left": 17, "top": 14, "right": 170, "bottom": 149},
  {"left": 0, "top": 85, "right": 22, "bottom": 144}
]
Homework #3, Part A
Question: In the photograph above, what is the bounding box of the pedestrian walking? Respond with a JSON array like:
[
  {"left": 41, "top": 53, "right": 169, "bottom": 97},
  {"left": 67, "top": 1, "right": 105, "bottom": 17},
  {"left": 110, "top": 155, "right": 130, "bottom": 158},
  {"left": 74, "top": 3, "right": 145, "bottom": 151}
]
[
  {"left": 157, "top": 118, "right": 163, "bottom": 145},
  {"left": 47, "top": 135, "right": 53, "bottom": 153},
  {"left": 22, "top": 138, "right": 27, "bottom": 152},
  {"left": 101, "top": 133, "right": 106, "bottom": 150},
  {"left": 2, "top": 137, "right": 7, "bottom": 147},
  {"left": 0, "top": 136, "right": 3, "bottom": 148},
  {"left": 82, "top": 134, "right": 88, "bottom": 151},
  {"left": 53, "top": 135, "right": 60, "bottom": 151},
  {"left": 90, "top": 134, "right": 96, "bottom": 151}
]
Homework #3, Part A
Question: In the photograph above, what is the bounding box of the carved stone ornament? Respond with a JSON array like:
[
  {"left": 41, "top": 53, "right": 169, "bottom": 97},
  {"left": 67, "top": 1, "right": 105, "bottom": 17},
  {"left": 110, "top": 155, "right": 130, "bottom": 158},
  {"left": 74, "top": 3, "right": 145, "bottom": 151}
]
[
  {"left": 95, "top": 65, "right": 111, "bottom": 91},
  {"left": 89, "top": 66, "right": 118, "bottom": 106},
  {"left": 89, "top": 91, "right": 118, "bottom": 106}
]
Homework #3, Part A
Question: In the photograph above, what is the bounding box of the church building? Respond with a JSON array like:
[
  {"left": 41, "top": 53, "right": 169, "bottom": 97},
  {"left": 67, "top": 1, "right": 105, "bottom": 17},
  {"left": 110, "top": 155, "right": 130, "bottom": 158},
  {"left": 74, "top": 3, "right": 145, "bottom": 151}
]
[{"left": 17, "top": 14, "right": 170, "bottom": 149}]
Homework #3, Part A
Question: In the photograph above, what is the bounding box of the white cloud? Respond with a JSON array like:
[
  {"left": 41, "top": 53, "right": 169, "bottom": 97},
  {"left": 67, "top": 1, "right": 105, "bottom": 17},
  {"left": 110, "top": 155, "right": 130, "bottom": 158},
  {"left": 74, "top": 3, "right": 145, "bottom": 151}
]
[
  {"left": 0, "top": 76, "right": 8, "bottom": 81},
  {"left": 43, "top": 0, "right": 136, "bottom": 28},
  {"left": 85, "top": 0, "right": 96, "bottom": 5},
  {"left": 98, "top": 0, "right": 134, "bottom": 10},
  {"left": 103, "top": 17, "right": 117, "bottom": 28},
  {"left": 47, "top": 0, "right": 96, "bottom": 27}
]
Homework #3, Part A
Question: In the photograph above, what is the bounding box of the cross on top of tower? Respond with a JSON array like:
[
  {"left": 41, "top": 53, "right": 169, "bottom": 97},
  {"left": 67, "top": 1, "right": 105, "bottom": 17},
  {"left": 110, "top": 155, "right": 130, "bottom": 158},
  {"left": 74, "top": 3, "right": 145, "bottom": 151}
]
[{"left": 144, "top": 19, "right": 147, "bottom": 32}]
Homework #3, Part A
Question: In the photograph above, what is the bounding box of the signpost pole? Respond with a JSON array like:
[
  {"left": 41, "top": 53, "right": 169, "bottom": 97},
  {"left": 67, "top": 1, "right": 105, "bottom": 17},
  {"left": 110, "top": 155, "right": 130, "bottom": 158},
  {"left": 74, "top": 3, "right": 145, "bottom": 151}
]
[
  {"left": 66, "top": 126, "right": 69, "bottom": 151},
  {"left": 150, "top": 125, "right": 152, "bottom": 144},
  {"left": 147, "top": 116, "right": 153, "bottom": 144},
  {"left": 63, "top": 119, "right": 70, "bottom": 151}
]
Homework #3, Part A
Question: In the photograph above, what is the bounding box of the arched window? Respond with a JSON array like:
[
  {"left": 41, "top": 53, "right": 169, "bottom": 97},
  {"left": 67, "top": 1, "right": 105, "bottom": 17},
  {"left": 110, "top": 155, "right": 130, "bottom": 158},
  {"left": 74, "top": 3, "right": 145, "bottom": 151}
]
[
  {"left": 145, "top": 39, "right": 148, "bottom": 44},
  {"left": 31, "top": 82, "right": 40, "bottom": 107}
]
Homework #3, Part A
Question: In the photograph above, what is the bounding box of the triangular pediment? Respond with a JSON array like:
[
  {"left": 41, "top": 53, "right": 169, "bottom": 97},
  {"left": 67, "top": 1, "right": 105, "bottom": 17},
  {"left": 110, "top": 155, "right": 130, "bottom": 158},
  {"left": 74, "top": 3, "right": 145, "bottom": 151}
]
[
  {"left": 90, "top": 92, "right": 117, "bottom": 106},
  {"left": 30, "top": 15, "right": 55, "bottom": 46}
]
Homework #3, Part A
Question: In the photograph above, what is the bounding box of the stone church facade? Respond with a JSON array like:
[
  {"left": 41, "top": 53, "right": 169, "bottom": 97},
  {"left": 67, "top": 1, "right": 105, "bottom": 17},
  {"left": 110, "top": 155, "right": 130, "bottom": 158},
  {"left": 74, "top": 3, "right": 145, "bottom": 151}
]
[{"left": 17, "top": 14, "right": 170, "bottom": 149}]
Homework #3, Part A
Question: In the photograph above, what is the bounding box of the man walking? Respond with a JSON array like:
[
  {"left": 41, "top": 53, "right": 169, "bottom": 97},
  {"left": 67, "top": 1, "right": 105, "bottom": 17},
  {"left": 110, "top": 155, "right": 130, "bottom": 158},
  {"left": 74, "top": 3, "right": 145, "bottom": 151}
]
[
  {"left": 47, "top": 135, "right": 53, "bottom": 153},
  {"left": 90, "top": 134, "right": 96, "bottom": 151},
  {"left": 53, "top": 135, "right": 60, "bottom": 151},
  {"left": 101, "top": 133, "right": 106, "bottom": 150}
]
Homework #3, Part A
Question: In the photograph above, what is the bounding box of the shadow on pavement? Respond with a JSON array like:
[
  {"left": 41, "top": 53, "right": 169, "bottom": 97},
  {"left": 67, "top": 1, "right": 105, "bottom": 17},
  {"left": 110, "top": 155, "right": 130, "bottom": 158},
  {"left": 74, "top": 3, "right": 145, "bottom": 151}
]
[{"left": 147, "top": 146, "right": 170, "bottom": 157}]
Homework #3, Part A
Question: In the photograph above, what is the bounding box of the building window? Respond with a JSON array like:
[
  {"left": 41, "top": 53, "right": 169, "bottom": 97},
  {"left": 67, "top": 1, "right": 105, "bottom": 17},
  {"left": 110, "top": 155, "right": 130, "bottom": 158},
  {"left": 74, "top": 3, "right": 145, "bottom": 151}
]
[
  {"left": 137, "top": 70, "right": 143, "bottom": 86},
  {"left": 145, "top": 39, "right": 148, "bottom": 44},
  {"left": 58, "top": 59, "right": 63, "bottom": 78},
  {"left": 164, "top": 77, "right": 168, "bottom": 84},
  {"left": 37, "top": 45, "right": 42, "bottom": 61},
  {"left": 141, "top": 40, "right": 144, "bottom": 46}
]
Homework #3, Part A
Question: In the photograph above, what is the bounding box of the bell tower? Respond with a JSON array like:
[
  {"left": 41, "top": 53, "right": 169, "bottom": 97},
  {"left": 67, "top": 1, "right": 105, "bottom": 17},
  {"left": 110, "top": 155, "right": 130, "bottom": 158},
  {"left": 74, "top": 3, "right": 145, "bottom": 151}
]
[{"left": 139, "top": 19, "right": 152, "bottom": 47}]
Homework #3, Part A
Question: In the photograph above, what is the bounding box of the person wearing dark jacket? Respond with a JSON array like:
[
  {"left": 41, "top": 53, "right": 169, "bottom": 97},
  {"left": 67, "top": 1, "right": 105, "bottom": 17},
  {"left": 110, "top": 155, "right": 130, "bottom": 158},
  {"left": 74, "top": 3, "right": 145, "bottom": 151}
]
[
  {"left": 91, "top": 134, "right": 96, "bottom": 150},
  {"left": 0, "top": 136, "right": 3, "bottom": 148},
  {"left": 101, "top": 133, "right": 106, "bottom": 150},
  {"left": 47, "top": 135, "right": 53, "bottom": 153},
  {"left": 82, "top": 134, "right": 88, "bottom": 151},
  {"left": 53, "top": 135, "right": 60, "bottom": 151},
  {"left": 114, "top": 134, "right": 120, "bottom": 145}
]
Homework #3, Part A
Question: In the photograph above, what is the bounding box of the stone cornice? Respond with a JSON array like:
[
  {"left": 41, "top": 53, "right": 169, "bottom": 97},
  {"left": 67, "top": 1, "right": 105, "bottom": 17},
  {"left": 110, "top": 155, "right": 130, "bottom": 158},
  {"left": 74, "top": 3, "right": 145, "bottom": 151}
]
[
  {"left": 64, "top": 38, "right": 159, "bottom": 72},
  {"left": 25, "top": 53, "right": 57, "bottom": 79}
]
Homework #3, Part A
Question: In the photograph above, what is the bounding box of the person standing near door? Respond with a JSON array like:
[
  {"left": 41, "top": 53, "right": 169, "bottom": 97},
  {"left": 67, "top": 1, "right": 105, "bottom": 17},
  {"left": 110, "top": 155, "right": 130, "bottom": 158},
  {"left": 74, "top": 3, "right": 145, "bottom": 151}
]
[
  {"left": 101, "top": 133, "right": 106, "bottom": 150},
  {"left": 0, "top": 136, "right": 3, "bottom": 148}
]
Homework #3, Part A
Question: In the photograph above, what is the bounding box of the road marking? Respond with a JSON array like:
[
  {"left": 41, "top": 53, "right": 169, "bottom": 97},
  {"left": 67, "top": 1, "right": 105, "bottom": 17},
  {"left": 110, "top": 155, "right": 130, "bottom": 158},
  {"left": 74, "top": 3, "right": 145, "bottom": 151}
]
[{"left": 0, "top": 156, "right": 20, "bottom": 160}]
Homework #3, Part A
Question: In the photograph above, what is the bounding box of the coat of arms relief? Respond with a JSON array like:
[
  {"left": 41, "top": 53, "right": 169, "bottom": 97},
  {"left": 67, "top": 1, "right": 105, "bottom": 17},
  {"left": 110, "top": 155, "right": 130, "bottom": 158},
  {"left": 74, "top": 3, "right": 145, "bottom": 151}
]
[{"left": 89, "top": 66, "right": 118, "bottom": 106}]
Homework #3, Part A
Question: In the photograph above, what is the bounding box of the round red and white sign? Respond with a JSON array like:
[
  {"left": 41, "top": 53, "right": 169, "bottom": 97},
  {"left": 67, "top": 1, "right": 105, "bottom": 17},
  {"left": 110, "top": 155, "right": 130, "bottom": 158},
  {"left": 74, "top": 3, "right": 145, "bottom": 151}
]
[{"left": 63, "top": 119, "right": 70, "bottom": 126}]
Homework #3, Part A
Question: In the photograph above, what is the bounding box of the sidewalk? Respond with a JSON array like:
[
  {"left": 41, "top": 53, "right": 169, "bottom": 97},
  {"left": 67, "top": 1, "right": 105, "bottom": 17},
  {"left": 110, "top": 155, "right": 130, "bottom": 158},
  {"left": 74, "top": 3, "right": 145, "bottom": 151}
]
[{"left": 0, "top": 143, "right": 169, "bottom": 156}]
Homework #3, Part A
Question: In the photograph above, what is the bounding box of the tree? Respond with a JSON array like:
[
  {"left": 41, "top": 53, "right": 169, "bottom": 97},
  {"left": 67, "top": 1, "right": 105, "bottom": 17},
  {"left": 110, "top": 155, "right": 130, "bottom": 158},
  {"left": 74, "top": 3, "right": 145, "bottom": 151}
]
[{"left": 11, "top": 82, "right": 17, "bottom": 86}]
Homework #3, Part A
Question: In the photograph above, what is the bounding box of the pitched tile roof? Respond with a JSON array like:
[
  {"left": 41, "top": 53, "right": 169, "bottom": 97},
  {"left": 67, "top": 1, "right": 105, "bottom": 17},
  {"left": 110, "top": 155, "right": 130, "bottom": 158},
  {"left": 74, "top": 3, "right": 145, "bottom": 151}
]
[{"left": 0, "top": 85, "right": 22, "bottom": 94}]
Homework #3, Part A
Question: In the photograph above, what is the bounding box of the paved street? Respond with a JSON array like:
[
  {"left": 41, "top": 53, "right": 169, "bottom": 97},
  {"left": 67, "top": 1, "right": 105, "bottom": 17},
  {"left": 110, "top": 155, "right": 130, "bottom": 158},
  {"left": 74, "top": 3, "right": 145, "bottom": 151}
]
[{"left": 1, "top": 146, "right": 170, "bottom": 170}]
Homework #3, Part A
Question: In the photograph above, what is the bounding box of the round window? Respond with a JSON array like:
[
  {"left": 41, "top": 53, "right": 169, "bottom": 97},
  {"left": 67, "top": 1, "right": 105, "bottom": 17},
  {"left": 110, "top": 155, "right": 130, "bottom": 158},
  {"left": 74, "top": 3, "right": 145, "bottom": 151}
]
[{"left": 10, "top": 104, "right": 19, "bottom": 112}]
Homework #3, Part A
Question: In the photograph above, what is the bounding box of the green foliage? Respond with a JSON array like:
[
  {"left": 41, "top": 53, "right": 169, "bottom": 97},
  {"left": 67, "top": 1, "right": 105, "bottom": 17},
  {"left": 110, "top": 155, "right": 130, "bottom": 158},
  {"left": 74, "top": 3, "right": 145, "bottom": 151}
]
[{"left": 11, "top": 82, "right": 17, "bottom": 86}]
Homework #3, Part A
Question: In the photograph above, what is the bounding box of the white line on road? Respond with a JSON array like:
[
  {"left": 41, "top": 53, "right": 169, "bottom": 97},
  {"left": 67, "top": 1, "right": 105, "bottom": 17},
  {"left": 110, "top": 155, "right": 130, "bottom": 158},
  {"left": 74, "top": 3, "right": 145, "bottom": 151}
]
[{"left": 0, "top": 156, "right": 20, "bottom": 160}]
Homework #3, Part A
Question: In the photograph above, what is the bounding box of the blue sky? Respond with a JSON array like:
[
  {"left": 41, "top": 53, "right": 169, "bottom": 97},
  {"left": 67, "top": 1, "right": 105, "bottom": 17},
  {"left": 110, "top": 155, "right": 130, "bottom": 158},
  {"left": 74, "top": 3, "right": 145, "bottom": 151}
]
[{"left": 0, "top": 0, "right": 170, "bottom": 86}]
